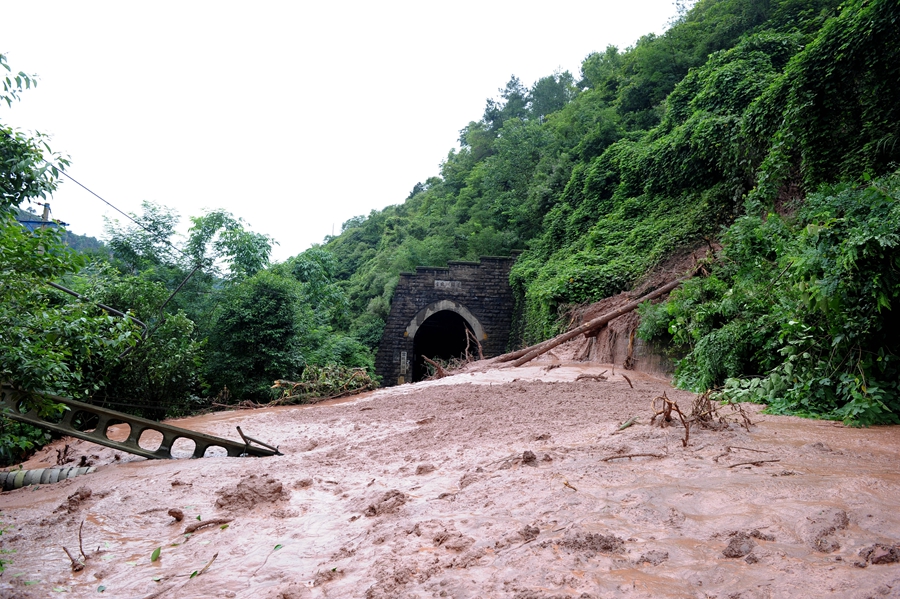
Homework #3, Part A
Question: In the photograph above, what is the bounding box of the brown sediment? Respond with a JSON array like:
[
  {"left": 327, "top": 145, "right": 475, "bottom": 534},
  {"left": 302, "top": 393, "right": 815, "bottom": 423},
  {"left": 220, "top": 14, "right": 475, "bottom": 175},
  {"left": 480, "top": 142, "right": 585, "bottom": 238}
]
[{"left": 1, "top": 363, "right": 899, "bottom": 598}]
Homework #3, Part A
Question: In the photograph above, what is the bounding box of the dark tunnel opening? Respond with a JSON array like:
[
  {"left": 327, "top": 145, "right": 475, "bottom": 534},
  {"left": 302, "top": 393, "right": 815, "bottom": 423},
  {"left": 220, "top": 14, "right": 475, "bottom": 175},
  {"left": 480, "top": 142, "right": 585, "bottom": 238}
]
[{"left": 412, "top": 310, "right": 474, "bottom": 382}]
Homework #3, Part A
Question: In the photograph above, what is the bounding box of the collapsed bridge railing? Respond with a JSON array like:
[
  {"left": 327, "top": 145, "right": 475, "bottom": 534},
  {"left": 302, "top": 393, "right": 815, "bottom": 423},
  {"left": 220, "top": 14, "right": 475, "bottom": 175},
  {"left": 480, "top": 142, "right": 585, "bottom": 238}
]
[{"left": 0, "top": 385, "right": 280, "bottom": 460}]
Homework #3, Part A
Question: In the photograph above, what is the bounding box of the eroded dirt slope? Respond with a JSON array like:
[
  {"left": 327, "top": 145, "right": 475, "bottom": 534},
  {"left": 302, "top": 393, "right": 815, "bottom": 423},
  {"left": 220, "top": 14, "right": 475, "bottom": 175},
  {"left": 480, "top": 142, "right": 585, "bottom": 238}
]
[{"left": 1, "top": 365, "right": 899, "bottom": 598}]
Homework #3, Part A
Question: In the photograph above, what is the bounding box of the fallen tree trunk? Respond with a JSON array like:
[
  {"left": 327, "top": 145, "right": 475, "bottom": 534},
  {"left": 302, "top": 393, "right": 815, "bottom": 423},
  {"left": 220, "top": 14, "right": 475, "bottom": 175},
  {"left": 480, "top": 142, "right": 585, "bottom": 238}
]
[
  {"left": 495, "top": 338, "right": 557, "bottom": 363},
  {"left": 510, "top": 278, "right": 687, "bottom": 368}
]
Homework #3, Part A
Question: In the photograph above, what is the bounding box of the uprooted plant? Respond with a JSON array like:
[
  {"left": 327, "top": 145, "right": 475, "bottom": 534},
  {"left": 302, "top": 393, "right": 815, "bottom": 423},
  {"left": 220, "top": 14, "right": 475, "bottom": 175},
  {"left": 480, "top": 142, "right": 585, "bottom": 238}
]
[
  {"left": 650, "top": 390, "right": 752, "bottom": 447},
  {"left": 270, "top": 365, "right": 378, "bottom": 405}
]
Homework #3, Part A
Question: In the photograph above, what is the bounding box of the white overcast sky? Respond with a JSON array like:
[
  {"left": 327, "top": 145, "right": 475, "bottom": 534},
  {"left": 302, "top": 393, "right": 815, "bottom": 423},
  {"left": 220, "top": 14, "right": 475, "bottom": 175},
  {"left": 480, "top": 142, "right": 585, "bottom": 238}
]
[{"left": 3, "top": 1, "right": 676, "bottom": 262}]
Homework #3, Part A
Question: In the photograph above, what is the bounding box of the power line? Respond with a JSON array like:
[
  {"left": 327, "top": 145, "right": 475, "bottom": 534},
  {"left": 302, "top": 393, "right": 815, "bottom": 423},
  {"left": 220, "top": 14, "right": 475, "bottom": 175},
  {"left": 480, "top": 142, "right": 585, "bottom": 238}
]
[
  {"left": 47, "top": 167, "right": 213, "bottom": 334},
  {"left": 56, "top": 168, "right": 192, "bottom": 262},
  {"left": 1, "top": 127, "right": 191, "bottom": 264}
]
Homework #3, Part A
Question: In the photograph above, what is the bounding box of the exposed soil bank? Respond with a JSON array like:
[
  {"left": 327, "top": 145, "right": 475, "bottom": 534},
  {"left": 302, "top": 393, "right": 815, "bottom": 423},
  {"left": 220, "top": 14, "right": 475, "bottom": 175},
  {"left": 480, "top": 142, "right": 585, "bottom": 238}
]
[{"left": 1, "top": 364, "right": 899, "bottom": 598}]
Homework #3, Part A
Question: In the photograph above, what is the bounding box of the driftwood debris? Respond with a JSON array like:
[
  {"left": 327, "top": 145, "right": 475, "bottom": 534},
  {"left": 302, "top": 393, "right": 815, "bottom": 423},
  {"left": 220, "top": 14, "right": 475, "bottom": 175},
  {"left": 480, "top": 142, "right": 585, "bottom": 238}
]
[
  {"left": 78, "top": 519, "right": 87, "bottom": 563},
  {"left": 184, "top": 518, "right": 233, "bottom": 534},
  {"left": 465, "top": 327, "right": 484, "bottom": 361},
  {"left": 495, "top": 339, "right": 556, "bottom": 364},
  {"left": 422, "top": 356, "right": 448, "bottom": 378},
  {"left": 651, "top": 392, "right": 691, "bottom": 446},
  {"left": 509, "top": 278, "right": 686, "bottom": 368},
  {"left": 652, "top": 389, "right": 754, "bottom": 448},
  {"left": 601, "top": 452, "right": 666, "bottom": 462},
  {"left": 728, "top": 459, "right": 781, "bottom": 468},
  {"left": 62, "top": 545, "right": 84, "bottom": 572},
  {"left": 575, "top": 370, "right": 608, "bottom": 382}
]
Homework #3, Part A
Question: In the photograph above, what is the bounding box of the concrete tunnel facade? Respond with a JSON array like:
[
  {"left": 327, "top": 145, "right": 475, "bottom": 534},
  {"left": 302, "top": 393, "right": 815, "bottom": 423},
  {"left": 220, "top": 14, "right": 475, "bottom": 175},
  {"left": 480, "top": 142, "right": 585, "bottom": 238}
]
[{"left": 374, "top": 256, "right": 518, "bottom": 386}]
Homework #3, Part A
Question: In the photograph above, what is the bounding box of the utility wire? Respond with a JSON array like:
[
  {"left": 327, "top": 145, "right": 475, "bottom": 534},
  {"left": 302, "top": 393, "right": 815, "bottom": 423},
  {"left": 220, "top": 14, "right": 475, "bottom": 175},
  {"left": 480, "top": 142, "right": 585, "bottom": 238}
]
[
  {"left": 55, "top": 166, "right": 234, "bottom": 283},
  {"left": 56, "top": 168, "right": 193, "bottom": 262},
  {"left": 45, "top": 165, "right": 207, "bottom": 316},
  {"left": 0, "top": 125, "right": 193, "bottom": 265},
  {"left": 22, "top": 147, "right": 219, "bottom": 343},
  {"left": 4, "top": 130, "right": 229, "bottom": 363}
]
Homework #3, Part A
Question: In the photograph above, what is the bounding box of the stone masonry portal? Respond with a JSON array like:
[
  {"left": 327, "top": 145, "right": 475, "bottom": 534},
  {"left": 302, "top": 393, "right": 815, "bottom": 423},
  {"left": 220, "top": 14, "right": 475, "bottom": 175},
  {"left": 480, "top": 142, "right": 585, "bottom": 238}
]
[{"left": 375, "top": 256, "right": 517, "bottom": 386}]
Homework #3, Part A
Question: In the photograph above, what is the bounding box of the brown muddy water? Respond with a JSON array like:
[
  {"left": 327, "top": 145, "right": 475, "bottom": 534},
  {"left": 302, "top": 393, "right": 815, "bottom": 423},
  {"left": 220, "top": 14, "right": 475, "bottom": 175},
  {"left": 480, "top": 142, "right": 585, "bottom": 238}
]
[{"left": 1, "top": 364, "right": 899, "bottom": 598}]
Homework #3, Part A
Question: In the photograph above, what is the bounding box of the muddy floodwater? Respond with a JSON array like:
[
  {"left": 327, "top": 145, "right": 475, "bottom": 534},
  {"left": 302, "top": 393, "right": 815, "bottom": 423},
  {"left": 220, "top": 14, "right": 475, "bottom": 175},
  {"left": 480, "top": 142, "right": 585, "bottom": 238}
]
[{"left": 1, "top": 364, "right": 899, "bottom": 598}]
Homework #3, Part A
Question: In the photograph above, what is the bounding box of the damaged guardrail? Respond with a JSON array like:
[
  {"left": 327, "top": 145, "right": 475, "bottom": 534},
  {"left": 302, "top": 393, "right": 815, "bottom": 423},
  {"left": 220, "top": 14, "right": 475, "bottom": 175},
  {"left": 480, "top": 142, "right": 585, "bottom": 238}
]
[{"left": 0, "top": 385, "right": 281, "bottom": 460}]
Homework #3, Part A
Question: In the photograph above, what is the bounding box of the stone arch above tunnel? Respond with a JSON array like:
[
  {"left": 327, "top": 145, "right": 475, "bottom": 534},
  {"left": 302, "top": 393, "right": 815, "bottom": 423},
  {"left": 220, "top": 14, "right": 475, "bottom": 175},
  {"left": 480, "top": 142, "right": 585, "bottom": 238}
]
[
  {"left": 375, "top": 256, "right": 518, "bottom": 386},
  {"left": 405, "top": 299, "right": 486, "bottom": 342}
]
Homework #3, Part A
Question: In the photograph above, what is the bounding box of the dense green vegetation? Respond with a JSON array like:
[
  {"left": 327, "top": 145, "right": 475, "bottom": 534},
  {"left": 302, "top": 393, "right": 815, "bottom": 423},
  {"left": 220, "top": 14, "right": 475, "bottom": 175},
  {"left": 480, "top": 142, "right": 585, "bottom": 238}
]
[
  {"left": 1, "top": 0, "right": 898, "bottom": 471},
  {"left": 318, "top": 0, "right": 899, "bottom": 424},
  {"left": 0, "top": 57, "right": 372, "bottom": 462},
  {"left": 639, "top": 174, "right": 900, "bottom": 424},
  {"left": 322, "top": 0, "right": 849, "bottom": 343}
]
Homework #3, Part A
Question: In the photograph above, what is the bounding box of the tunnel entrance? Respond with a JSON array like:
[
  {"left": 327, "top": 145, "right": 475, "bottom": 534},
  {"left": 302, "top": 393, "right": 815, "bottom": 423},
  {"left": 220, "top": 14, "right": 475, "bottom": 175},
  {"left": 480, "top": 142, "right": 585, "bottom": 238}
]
[{"left": 411, "top": 310, "right": 474, "bottom": 382}]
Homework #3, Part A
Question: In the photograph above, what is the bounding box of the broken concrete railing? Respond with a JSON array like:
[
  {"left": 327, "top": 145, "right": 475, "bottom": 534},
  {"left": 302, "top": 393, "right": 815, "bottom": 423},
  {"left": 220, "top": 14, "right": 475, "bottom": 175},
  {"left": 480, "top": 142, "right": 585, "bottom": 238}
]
[{"left": 0, "top": 385, "right": 281, "bottom": 461}]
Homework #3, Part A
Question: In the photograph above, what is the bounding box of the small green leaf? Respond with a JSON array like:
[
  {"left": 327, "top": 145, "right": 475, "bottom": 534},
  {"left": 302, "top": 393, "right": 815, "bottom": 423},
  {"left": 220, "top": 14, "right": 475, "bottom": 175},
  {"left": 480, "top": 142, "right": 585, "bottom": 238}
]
[
  {"left": 190, "top": 570, "right": 199, "bottom": 579},
  {"left": 97, "top": 586, "right": 106, "bottom": 593},
  {"left": 151, "top": 547, "right": 161, "bottom": 562},
  {"left": 125, "top": 561, "right": 138, "bottom": 566},
  {"left": 152, "top": 577, "right": 161, "bottom": 582},
  {"left": 24, "top": 580, "right": 39, "bottom": 585},
  {"left": 53, "top": 587, "right": 68, "bottom": 592},
  {"left": 274, "top": 544, "right": 283, "bottom": 551},
  {"left": 196, "top": 515, "right": 201, "bottom": 521},
  {"left": 219, "top": 524, "right": 229, "bottom": 530}
]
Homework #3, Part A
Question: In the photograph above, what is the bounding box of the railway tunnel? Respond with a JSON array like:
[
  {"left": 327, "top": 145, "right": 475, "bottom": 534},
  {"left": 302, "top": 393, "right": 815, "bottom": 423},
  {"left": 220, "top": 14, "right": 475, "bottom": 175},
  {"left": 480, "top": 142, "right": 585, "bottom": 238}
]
[
  {"left": 411, "top": 310, "right": 475, "bottom": 381},
  {"left": 374, "top": 256, "right": 518, "bottom": 386}
]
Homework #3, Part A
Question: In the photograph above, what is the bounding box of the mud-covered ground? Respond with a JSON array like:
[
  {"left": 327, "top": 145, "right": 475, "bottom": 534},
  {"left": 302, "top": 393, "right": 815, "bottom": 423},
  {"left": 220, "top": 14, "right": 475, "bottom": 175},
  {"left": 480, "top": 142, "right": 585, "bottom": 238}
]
[{"left": 1, "top": 363, "right": 899, "bottom": 598}]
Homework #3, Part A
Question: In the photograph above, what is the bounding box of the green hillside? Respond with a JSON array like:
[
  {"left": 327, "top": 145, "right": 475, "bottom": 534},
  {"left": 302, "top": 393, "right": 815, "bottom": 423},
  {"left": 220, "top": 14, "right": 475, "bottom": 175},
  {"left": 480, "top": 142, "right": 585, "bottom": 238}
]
[{"left": 319, "top": 0, "right": 900, "bottom": 423}]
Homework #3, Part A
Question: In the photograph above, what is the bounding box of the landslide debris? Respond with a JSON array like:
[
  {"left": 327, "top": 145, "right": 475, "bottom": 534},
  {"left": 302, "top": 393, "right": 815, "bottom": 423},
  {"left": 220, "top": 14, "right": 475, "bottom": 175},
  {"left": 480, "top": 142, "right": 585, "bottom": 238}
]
[{"left": 215, "top": 473, "right": 290, "bottom": 511}]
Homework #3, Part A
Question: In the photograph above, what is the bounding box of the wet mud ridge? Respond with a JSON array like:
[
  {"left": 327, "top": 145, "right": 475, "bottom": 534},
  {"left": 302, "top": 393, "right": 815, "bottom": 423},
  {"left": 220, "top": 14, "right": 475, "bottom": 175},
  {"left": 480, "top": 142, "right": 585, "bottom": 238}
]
[{"left": 1, "top": 364, "right": 900, "bottom": 598}]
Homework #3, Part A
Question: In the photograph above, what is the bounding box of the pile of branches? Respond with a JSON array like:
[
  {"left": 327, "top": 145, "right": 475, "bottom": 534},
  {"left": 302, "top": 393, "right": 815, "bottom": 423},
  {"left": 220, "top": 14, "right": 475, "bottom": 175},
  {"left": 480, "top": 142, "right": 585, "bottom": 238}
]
[
  {"left": 422, "top": 355, "right": 465, "bottom": 380},
  {"left": 422, "top": 328, "right": 484, "bottom": 380},
  {"left": 650, "top": 390, "right": 752, "bottom": 447},
  {"left": 270, "top": 365, "right": 378, "bottom": 405}
]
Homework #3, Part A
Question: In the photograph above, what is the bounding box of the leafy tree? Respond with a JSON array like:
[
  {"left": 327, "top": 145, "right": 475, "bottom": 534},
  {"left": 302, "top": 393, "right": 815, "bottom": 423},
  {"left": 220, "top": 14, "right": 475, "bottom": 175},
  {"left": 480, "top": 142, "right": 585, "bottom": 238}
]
[
  {"left": 204, "top": 271, "right": 304, "bottom": 399},
  {"left": 186, "top": 209, "right": 274, "bottom": 281},
  {"left": 579, "top": 46, "right": 623, "bottom": 101},
  {"left": 483, "top": 76, "right": 530, "bottom": 133},
  {"left": 104, "top": 200, "right": 181, "bottom": 274},
  {"left": 73, "top": 264, "right": 203, "bottom": 418},
  {"left": 0, "top": 215, "right": 137, "bottom": 399},
  {"left": 1, "top": 54, "right": 137, "bottom": 402},
  {"left": 0, "top": 54, "right": 143, "bottom": 462},
  {"left": 458, "top": 120, "right": 496, "bottom": 163},
  {"left": 529, "top": 71, "right": 577, "bottom": 119}
]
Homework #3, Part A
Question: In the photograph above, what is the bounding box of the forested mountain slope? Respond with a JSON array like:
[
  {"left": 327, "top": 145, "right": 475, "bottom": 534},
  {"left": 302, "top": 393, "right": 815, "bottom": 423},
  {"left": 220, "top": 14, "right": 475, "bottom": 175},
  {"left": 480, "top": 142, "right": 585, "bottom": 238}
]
[
  {"left": 319, "top": 0, "right": 900, "bottom": 423},
  {"left": 1, "top": 0, "right": 897, "bottom": 443}
]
